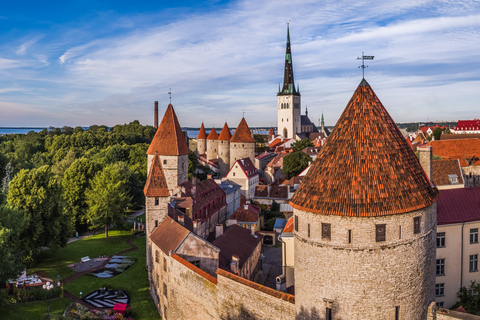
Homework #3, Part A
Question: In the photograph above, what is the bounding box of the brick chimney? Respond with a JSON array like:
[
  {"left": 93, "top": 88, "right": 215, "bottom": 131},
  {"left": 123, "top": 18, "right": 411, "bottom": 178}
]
[
  {"left": 154, "top": 101, "right": 159, "bottom": 129},
  {"left": 216, "top": 224, "right": 223, "bottom": 239},
  {"left": 230, "top": 255, "right": 240, "bottom": 274},
  {"left": 418, "top": 146, "right": 432, "bottom": 181}
]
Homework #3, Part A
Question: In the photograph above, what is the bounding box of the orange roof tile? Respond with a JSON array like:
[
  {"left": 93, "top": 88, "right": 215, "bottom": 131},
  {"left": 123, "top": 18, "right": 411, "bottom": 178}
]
[
  {"left": 198, "top": 123, "right": 207, "bottom": 140},
  {"left": 268, "top": 127, "right": 275, "bottom": 135},
  {"left": 230, "top": 118, "right": 255, "bottom": 143},
  {"left": 283, "top": 217, "right": 294, "bottom": 233},
  {"left": 144, "top": 153, "right": 170, "bottom": 197},
  {"left": 218, "top": 122, "right": 232, "bottom": 141},
  {"left": 290, "top": 79, "right": 438, "bottom": 217},
  {"left": 147, "top": 104, "right": 190, "bottom": 156},
  {"left": 207, "top": 127, "right": 219, "bottom": 140},
  {"left": 432, "top": 159, "right": 464, "bottom": 186},
  {"left": 427, "top": 139, "right": 480, "bottom": 167},
  {"left": 150, "top": 216, "right": 190, "bottom": 254}
]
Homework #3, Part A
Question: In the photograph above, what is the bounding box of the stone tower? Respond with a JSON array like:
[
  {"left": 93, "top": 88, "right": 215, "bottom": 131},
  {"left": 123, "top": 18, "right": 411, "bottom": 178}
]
[
  {"left": 218, "top": 122, "right": 232, "bottom": 177},
  {"left": 277, "top": 24, "right": 301, "bottom": 139},
  {"left": 290, "top": 79, "right": 438, "bottom": 320},
  {"left": 230, "top": 118, "right": 255, "bottom": 168},
  {"left": 197, "top": 122, "right": 207, "bottom": 155},
  {"left": 146, "top": 103, "right": 189, "bottom": 190},
  {"left": 206, "top": 127, "right": 219, "bottom": 160}
]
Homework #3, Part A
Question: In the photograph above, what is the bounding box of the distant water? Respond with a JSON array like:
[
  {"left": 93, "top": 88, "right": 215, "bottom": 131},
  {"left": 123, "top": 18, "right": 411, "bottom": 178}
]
[{"left": 0, "top": 127, "right": 47, "bottom": 135}]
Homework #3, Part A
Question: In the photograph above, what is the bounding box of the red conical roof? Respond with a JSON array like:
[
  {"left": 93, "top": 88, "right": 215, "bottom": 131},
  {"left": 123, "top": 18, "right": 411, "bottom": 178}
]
[
  {"left": 290, "top": 79, "right": 438, "bottom": 217},
  {"left": 198, "top": 123, "right": 207, "bottom": 140},
  {"left": 207, "top": 127, "right": 219, "bottom": 140},
  {"left": 268, "top": 127, "right": 275, "bottom": 135},
  {"left": 144, "top": 153, "right": 170, "bottom": 197},
  {"left": 218, "top": 122, "right": 232, "bottom": 141},
  {"left": 230, "top": 118, "right": 255, "bottom": 143},
  {"left": 147, "top": 104, "right": 190, "bottom": 156}
]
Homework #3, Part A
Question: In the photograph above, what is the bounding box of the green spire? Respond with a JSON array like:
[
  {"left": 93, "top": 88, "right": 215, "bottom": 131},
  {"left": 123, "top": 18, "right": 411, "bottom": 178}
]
[
  {"left": 321, "top": 112, "right": 325, "bottom": 125},
  {"left": 278, "top": 24, "right": 299, "bottom": 96}
]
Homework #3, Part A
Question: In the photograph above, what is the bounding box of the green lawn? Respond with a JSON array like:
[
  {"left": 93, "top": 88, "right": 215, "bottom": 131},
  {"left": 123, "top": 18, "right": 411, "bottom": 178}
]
[
  {"left": 30, "top": 230, "right": 132, "bottom": 280},
  {"left": 4, "top": 298, "right": 72, "bottom": 320},
  {"left": 64, "top": 234, "right": 160, "bottom": 320}
]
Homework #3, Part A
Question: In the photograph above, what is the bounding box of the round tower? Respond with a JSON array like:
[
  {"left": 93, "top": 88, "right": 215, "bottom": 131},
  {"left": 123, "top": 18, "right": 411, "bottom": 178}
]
[
  {"left": 206, "top": 127, "right": 219, "bottom": 160},
  {"left": 290, "top": 79, "right": 438, "bottom": 320},
  {"left": 218, "top": 122, "right": 232, "bottom": 177},
  {"left": 197, "top": 122, "right": 207, "bottom": 155},
  {"left": 230, "top": 118, "right": 255, "bottom": 168}
]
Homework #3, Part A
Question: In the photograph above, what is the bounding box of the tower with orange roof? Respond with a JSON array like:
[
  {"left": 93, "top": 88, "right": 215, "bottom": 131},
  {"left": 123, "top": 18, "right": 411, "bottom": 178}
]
[
  {"left": 206, "top": 127, "right": 219, "bottom": 161},
  {"left": 230, "top": 118, "right": 255, "bottom": 168},
  {"left": 218, "top": 122, "right": 232, "bottom": 177},
  {"left": 197, "top": 122, "right": 207, "bottom": 155}
]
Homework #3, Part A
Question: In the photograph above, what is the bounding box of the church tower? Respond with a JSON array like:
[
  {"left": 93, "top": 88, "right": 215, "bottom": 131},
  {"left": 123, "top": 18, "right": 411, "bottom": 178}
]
[
  {"left": 277, "top": 24, "right": 301, "bottom": 139},
  {"left": 290, "top": 79, "right": 438, "bottom": 320}
]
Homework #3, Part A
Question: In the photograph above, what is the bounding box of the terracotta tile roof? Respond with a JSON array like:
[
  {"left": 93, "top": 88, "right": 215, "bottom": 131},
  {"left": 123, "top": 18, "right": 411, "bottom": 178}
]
[
  {"left": 270, "top": 185, "right": 288, "bottom": 199},
  {"left": 228, "top": 158, "right": 258, "bottom": 179},
  {"left": 212, "top": 224, "right": 262, "bottom": 270},
  {"left": 230, "top": 118, "right": 255, "bottom": 143},
  {"left": 268, "top": 127, "right": 275, "bottom": 135},
  {"left": 229, "top": 205, "right": 260, "bottom": 223},
  {"left": 302, "top": 147, "right": 321, "bottom": 156},
  {"left": 216, "top": 268, "right": 295, "bottom": 303},
  {"left": 437, "top": 187, "right": 480, "bottom": 225},
  {"left": 144, "top": 153, "right": 169, "bottom": 197},
  {"left": 178, "top": 179, "right": 226, "bottom": 220},
  {"left": 454, "top": 119, "right": 480, "bottom": 131},
  {"left": 198, "top": 123, "right": 207, "bottom": 140},
  {"left": 218, "top": 122, "right": 232, "bottom": 141},
  {"left": 283, "top": 217, "right": 294, "bottom": 233},
  {"left": 412, "top": 132, "right": 426, "bottom": 144},
  {"left": 266, "top": 153, "right": 287, "bottom": 170},
  {"left": 150, "top": 216, "right": 190, "bottom": 254},
  {"left": 427, "top": 139, "right": 480, "bottom": 167},
  {"left": 207, "top": 127, "right": 219, "bottom": 140},
  {"left": 254, "top": 185, "right": 269, "bottom": 197},
  {"left": 441, "top": 134, "right": 480, "bottom": 141},
  {"left": 290, "top": 79, "right": 438, "bottom": 217},
  {"left": 432, "top": 159, "right": 464, "bottom": 186},
  {"left": 147, "top": 104, "right": 190, "bottom": 156},
  {"left": 171, "top": 253, "right": 217, "bottom": 284}
]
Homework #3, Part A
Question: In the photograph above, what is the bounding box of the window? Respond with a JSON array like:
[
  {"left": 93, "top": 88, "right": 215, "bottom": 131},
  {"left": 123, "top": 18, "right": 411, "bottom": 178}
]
[
  {"left": 232, "top": 172, "right": 235, "bottom": 177},
  {"left": 470, "top": 254, "right": 478, "bottom": 272},
  {"left": 435, "top": 283, "right": 445, "bottom": 297},
  {"left": 307, "top": 224, "right": 310, "bottom": 238},
  {"left": 376, "top": 224, "right": 386, "bottom": 242},
  {"left": 163, "top": 282, "right": 167, "bottom": 296},
  {"left": 326, "top": 307, "right": 332, "bottom": 320},
  {"left": 322, "top": 223, "right": 331, "bottom": 240},
  {"left": 294, "top": 215, "right": 298, "bottom": 232},
  {"left": 155, "top": 250, "right": 159, "bottom": 263},
  {"left": 155, "top": 220, "right": 158, "bottom": 228},
  {"left": 348, "top": 230, "right": 352, "bottom": 244},
  {"left": 436, "top": 259, "right": 445, "bottom": 276},
  {"left": 436, "top": 302, "right": 444, "bottom": 308},
  {"left": 471, "top": 228, "right": 479, "bottom": 244},
  {"left": 155, "top": 197, "right": 159, "bottom": 206},
  {"left": 399, "top": 226, "right": 402, "bottom": 239},
  {"left": 164, "top": 306, "right": 167, "bottom": 319},
  {"left": 395, "top": 306, "right": 400, "bottom": 320},
  {"left": 163, "top": 160, "right": 167, "bottom": 165},
  {"left": 437, "top": 232, "right": 446, "bottom": 248},
  {"left": 414, "top": 216, "right": 421, "bottom": 234},
  {"left": 164, "top": 257, "right": 167, "bottom": 272}
]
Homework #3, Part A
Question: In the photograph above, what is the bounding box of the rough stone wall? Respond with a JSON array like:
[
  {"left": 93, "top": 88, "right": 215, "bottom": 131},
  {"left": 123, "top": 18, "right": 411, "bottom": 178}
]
[
  {"left": 198, "top": 138, "right": 206, "bottom": 155},
  {"left": 294, "top": 203, "right": 437, "bottom": 320},
  {"left": 147, "top": 154, "right": 188, "bottom": 189},
  {"left": 207, "top": 139, "right": 218, "bottom": 160},
  {"left": 218, "top": 139, "right": 230, "bottom": 177},
  {"left": 230, "top": 142, "right": 255, "bottom": 169},
  {"left": 419, "top": 146, "right": 433, "bottom": 181},
  {"left": 176, "top": 233, "right": 220, "bottom": 276},
  {"left": 145, "top": 196, "right": 170, "bottom": 277}
]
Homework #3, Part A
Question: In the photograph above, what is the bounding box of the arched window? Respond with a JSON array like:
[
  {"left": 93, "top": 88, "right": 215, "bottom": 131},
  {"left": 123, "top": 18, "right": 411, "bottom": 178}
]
[{"left": 283, "top": 128, "right": 288, "bottom": 138}]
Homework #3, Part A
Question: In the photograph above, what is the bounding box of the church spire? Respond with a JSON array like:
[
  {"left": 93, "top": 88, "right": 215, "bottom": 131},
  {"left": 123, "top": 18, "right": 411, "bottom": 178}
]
[{"left": 279, "top": 24, "right": 299, "bottom": 96}]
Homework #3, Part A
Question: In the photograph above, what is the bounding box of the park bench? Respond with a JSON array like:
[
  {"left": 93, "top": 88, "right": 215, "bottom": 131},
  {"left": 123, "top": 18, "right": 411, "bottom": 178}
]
[{"left": 81, "top": 256, "right": 91, "bottom": 263}]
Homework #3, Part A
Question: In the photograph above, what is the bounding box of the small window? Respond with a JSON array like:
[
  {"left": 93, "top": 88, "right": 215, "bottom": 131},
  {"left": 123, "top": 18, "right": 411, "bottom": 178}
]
[
  {"left": 322, "top": 223, "right": 331, "bottom": 240},
  {"left": 164, "top": 306, "right": 167, "bottom": 319},
  {"left": 294, "top": 215, "right": 298, "bottom": 232},
  {"left": 326, "top": 307, "right": 332, "bottom": 320},
  {"left": 471, "top": 228, "right": 478, "bottom": 244},
  {"left": 233, "top": 172, "right": 235, "bottom": 177},
  {"left": 155, "top": 250, "right": 159, "bottom": 263},
  {"left": 395, "top": 306, "right": 400, "bottom": 320},
  {"left": 164, "top": 257, "right": 167, "bottom": 272},
  {"left": 163, "top": 160, "right": 167, "bottom": 165},
  {"left": 376, "top": 224, "right": 386, "bottom": 242},
  {"left": 163, "top": 282, "right": 167, "bottom": 296},
  {"left": 435, "top": 283, "right": 445, "bottom": 297},
  {"left": 307, "top": 224, "right": 310, "bottom": 238},
  {"left": 348, "top": 230, "right": 352, "bottom": 244},
  {"left": 399, "top": 226, "right": 402, "bottom": 239},
  {"left": 414, "top": 217, "right": 421, "bottom": 234},
  {"left": 470, "top": 254, "right": 478, "bottom": 272},
  {"left": 155, "top": 220, "right": 158, "bottom": 228},
  {"left": 155, "top": 197, "right": 159, "bottom": 206},
  {"left": 437, "top": 232, "right": 446, "bottom": 248},
  {"left": 436, "top": 259, "right": 445, "bottom": 276},
  {"left": 436, "top": 302, "right": 444, "bottom": 308}
]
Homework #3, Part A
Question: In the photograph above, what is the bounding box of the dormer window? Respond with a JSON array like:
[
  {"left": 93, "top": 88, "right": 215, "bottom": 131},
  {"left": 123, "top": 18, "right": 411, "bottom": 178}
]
[{"left": 448, "top": 174, "right": 459, "bottom": 185}]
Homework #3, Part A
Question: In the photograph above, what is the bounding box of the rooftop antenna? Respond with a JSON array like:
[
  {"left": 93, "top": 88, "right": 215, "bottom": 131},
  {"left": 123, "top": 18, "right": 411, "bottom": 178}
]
[
  {"left": 357, "top": 52, "right": 374, "bottom": 78},
  {"left": 168, "top": 88, "right": 172, "bottom": 104},
  {"left": 243, "top": 110, "right": 245, "bottom": 118}
]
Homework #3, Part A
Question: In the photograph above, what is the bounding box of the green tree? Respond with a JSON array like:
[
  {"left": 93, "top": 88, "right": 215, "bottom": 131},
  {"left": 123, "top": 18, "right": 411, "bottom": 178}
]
[
  {"left": 291, "top": 139, "right": 314, "bottom": 152},
  {"left": 7, "top": 166, "right": 72, "bottom": 264},
  {"left": 86, "top": 163, "right": 132, "bottom": 237},
  {"left": 283, "top": 151, "right": 312, "bottom": 178},
  {"left": 453, "top": 281, "right": 480, "bottom": 314},
  {"left": 188, "top": 150, "right": 199, "bottom": 180},
  {"left": 2, "top": 162, "right": 13, "bottom": 195},
  {"left": 432, "top": 127, "right": 442, "bottom": 141},
  {"left": 0, "top": 205, "right": 28, "bottom": 284}
]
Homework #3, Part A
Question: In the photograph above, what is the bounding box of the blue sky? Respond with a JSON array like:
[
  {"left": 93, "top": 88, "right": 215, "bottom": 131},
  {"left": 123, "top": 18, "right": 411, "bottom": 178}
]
[{"left": 1, "top": 0, "right": 480, "bottom": 127}]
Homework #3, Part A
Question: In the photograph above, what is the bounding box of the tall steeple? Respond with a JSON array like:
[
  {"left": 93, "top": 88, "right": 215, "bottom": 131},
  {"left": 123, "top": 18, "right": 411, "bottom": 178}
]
[{"left": 279, "top": 24, "right": 299, "bottom": 96}]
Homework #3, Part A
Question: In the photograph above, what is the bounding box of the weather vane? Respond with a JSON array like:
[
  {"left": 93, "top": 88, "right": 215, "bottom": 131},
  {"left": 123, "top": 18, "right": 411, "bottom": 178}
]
[
  {"left": 243, "top": 110, "right": 245, "bottom": 118},
  {"left": 357, "top": 52, "right": 374, "bottom": 78},
  {"left": 168, "top": 88, "right": 172, "bottom": 103}
]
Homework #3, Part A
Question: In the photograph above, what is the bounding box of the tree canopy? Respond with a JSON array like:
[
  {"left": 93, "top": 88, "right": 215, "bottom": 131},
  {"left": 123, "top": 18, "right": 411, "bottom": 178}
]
[
  {"left": 432, "top": 127, "right": 442, "bottom": 141},
  {"left": 291, "top": 139, "right": 314, "bottom": 152},
  {"left": 283, "top": 151, "right": 312, "bottom": 178}
]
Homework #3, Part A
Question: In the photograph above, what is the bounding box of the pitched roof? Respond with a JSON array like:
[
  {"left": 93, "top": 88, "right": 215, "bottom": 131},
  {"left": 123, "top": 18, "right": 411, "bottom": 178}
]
[
  {"left": 229, "top": 205, "right": 260, "bottom": 223},
  {"left": 228, "top": 157, "right": 258, "bottom": 179},
  {"left": 437, "top": 187, "right": 480, "bottom": 225},
  {"left": 230, "top": 118, "right": 255, "bottom": 143},
  {"left": 427, "top": 139, "right": 480, "bottom": 167},
  {"left": 441, "top": 134, "right": 480, "bottom": 141},
  {"left": 283, "top": 217, "right": 294, "bottom": 233},
  {"left": 268, "top": 127, "right": 275, "bottom": 135},
  {"left": 454, "top": 119, "right": 480, "bottom": 131},
  {"left": 212, "top": 224, "right": 262, "bottom": 270},
  {"left": 144, "top": 153, "right": 169, "bottom": 197},
  {"left": 150, "top": 216, "right": 190, "bottom": 254},
  {"left": 218, "top": 122, "right": 232, "bottom": 141},
  {"left": 207, "top": 127, "right": 219, "bottom": 140},
  {"left": 198, "top": 123, "right": 207, "bottom": 140},
  {"left": 270, "top": 185, "right": 288, "bottom": 199},
  {"left": 290, "top": 79, "right": 438, "bottom": 217},
  {"left": 432, "top": 159, "right": 464, "bottom": 186},
  {"left": 254, "top": 185, "right": 268, "bottom": 197},
  {"left": 177, "top": 179, "right": 226, "bottom": 220},
  {"left": 147, "top": 104, "right": 190, "bottom": 156},
  {"left": 278, "top": 24, "right": 299, "bottom": 96}
]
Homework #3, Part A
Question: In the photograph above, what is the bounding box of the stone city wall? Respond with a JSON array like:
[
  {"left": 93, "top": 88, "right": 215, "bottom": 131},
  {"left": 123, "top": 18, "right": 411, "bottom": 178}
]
[{"left": 230, "top": 142, "right": 255, "bottom": 168}]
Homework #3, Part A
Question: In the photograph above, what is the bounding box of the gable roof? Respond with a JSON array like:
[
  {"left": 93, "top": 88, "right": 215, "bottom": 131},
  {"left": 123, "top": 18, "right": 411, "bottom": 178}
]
[
  {"left": 432, "top": 159, "right": 464, "bottom": 186},
  {"left": 454, "top": 119, "right": 480, "bottom": 131},
  {"left": 147, "top": 104, "right": 190, "bottom": 156},
  {"left": 150, "top": 216, "right": 190, "bottom": 254},
  {"left": 441, "top": 134, "right": 480, "bottom": 141},
  {"left": 144, "top": 153, "right": 170, "bottom": 197},
  {"left": 218, "top": 122, "right": 232, "bottom": 141},
  {"left": 177, "top": 179, "right": 225, "bottom": 219},
  {"left": 207, "top": 127, "right": 219, "bottom": 140},
  {"left": 230, "top": 118, "right": 255, "bottom": 143},
  {"left": 228, "top": 157, "right": 258, "bottom": 179},
  {"left": 268, "top": 127, "right": 275, "bottom": 135},
  {"left": 437, "top": 187, "right": 480, "bottom": 225},
  {"left": 229, "top": 205, "right": 260, "bottom": 223},
  {"left": 283, "top": 217, "right": 294, "bottom": 233},
  {"left": 290, "top": 79, "right": 438, "bottom": 217},
  {"left": 427, "top": 139, "right": 480, "bottom": 167},
  {"left": 198, "top": 123, "right": 207, "bottom": 140}
]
